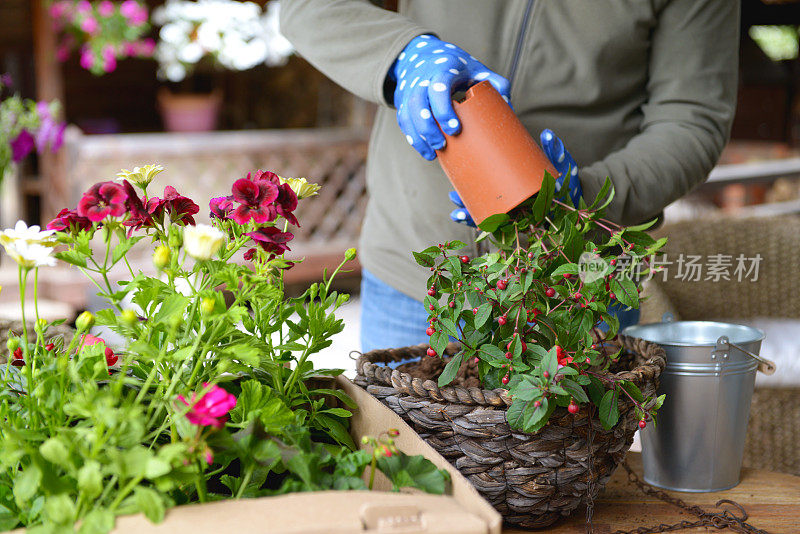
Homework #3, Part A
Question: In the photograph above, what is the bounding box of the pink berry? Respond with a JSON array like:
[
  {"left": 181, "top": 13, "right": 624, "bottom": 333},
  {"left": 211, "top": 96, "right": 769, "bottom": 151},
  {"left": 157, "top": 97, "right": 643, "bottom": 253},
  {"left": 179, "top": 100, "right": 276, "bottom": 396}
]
[
  {"left": 427, "top": 287, "right": 436, "bottom": 297},
  {"left": 472, "top": 307, "right": 478, "bottom": 315},
  {"left": 505, "top": 351, "right": 513, "bottom": 360},
  {"left": 498, "top": 315, "right": 507, "bottom": 325},
  {"left": 460, "top": 255, "right": 469, "bottom": 264},
  {"left": 543, "top": 371, "right": 550, "bottom": 379},
  {"left": 639, "top": 420, "right": 647, "bottom": 429},
  {"left": 501, "top": 374, "right": 510, "bottom": 385},
  {"left": 545, "top": 287, "right": 556, "bottom": 298},
  {"left": 568, "top": 402, "right": 579, "bottom": 414},
  {"left": 427, "top": 348, "right": 437, "bottom": 357},
  {"left": 426, "top": 327, "right": 436, "bottom": 336}
]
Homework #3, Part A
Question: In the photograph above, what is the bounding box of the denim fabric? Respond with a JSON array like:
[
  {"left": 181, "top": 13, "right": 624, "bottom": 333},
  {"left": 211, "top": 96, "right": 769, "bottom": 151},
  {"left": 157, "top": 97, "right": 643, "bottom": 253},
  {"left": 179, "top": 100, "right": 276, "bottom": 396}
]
[{"left": 360, "top": 269, "right": 430, "bottom": 368}]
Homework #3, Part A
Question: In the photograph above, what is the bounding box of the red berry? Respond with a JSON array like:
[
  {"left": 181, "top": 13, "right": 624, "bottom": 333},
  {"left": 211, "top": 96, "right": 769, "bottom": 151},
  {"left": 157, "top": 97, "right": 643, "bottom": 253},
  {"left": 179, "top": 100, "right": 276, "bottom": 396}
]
[
  {"left": 555, "top": 345, "right": 564, "bottom": 358},
  {"left": 545, "top": 287, "right": 556, "bottom": 298},
  {"left": 568, "top": 402, "right": 579, "bottom": 414},
  {"left": 563, "top": 273, "right": 571, "bottom": 279},
  {"left": 460, "top": 255, "right": 469, "bottom": 264},
  {"left": 505, "top": 351, "right": 513, "bottom": 360},
  {"left": 501, "top": 374, "right": 510, "bottom": 385},
  {"left": 520, "top": 268, "right": 527, "bottom": 274},
  {"left": 448, "top": 301, "right": 455, "bottom": 308},
  {"left": 506, "top": 339, "right": 527, "bottom": 352},
  {"left": 426, "top": 348, "right": 437, "bottom": 357},
  {"left": 610, "top": 259, "right": 617, "bottom": 266},
  {"left": 534, "top": 400, "right": 542, "bottom": 408},
  {"left": 429, "top": 304, "right": 435, "bottom": 311},
  {"left": 609, "top": 293, "right": 616, "bottom": 300},
  {"left": 639, "top": 419, "right": 647, "bottom": 429},
  {"left": 496, "top": 279, "right": 507, "bottom": 291},
  {"left": 473, "top": 357, "right": 480, "bottom": 364},
  {"left": 430, "top": 267, "right": 435, "bottom": 272},
  {"left": 527, "top": 252, "right": 534, "bottom": 259},
  {"left": 427, "top": 287, "right": 436, "bottom": 297},
  {"left": 472, "top": 307, "right": 478, "bottom": 315},
  {"left": 106, "top": 351, "right": 118, "bottom": 367},
  {"left": 543, "top": 371, "right": 550, "bottom": 379},
  {"left": 457, "top": 281, "right": 463, "bottom": 288},
  {"left": 498, "top": 315, "right": 507, "bottom": 326},
  {"left": 44, "top": 343, "right": 55, "bottom": 352},
  {"left": 574, "top": 292, "right": 583, "bottom": 300},
  {"left": 591, "top": 344, "right": 597, "bottom": 350},
  {"left": 13, "top": 347, "right": 23, "bottom": 360},
  {"left": 426, "top": 327, "right": 436, "bottom": 336}
]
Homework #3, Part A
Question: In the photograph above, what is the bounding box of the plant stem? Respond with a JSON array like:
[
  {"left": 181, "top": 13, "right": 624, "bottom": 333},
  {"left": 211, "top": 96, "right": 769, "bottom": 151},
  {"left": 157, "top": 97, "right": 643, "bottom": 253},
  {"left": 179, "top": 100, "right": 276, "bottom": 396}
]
[{"left": 235, "top": 465, "right": 254, "bottom": 499}]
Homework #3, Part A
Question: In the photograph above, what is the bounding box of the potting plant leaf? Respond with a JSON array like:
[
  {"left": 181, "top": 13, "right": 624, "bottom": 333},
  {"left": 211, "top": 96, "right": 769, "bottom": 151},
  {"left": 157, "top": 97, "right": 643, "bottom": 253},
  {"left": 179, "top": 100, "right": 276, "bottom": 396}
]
[
  {"left": 412, "top": 172, "right": 666, "bottom": 432},
  {"left": 0, "top": 166, "right": 449, "bottom": 533}
]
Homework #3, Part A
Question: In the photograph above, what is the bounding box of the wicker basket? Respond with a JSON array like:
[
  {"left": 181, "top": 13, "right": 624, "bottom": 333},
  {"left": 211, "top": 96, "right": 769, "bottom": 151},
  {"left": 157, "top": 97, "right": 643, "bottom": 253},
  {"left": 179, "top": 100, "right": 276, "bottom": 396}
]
[{"left": 355, "top": 335, "right": 666, "bottom": 529}]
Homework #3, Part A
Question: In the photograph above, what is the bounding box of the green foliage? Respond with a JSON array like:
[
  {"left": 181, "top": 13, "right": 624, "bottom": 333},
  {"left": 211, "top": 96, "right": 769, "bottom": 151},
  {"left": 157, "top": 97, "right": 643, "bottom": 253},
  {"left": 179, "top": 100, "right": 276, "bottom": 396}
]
[
  {"left": 413, "top": 174, "right": 667, "bottom": 433},
  {"left": 0, "top": 171, "right": 448, "bottom": 533}
]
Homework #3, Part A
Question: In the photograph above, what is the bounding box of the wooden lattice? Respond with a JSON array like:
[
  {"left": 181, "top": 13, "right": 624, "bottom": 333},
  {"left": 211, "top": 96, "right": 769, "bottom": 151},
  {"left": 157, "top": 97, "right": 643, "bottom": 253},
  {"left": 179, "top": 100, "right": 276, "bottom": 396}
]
[{"left": 63, "top": 127, "right": 369, "bottom": 282}]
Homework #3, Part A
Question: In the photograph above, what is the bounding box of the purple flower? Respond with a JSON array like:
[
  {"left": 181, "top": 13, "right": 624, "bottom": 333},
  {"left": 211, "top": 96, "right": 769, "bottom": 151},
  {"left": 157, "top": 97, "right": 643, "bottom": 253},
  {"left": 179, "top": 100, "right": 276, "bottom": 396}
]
[
  {"left": 78, "top": 181, "right": 127, "bottom": 222},
  {"left": 34, "top": 102, "right": 66, "bottom": 154},
  {"left": 10, "top": 130, "right": 35, "bottom": 162},
  {"left": 0, "top": 73, "right": 13, "bottom": 89},
  {"left": 231, "top": 178, "right": 278, "bottom": 225}
]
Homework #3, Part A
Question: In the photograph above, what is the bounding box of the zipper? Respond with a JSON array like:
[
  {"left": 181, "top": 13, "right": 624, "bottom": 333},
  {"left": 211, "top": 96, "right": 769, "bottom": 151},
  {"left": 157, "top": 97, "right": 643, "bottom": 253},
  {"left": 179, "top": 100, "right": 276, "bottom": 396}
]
[{"left": 507, "top": 0, "right": 535, "bottom": 88}]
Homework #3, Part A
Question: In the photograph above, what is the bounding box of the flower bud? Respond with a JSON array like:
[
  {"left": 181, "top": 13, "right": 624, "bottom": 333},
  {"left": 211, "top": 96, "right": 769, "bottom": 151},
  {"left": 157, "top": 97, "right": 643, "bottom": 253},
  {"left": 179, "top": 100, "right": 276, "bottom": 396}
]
[
  {"left": 200, "top": 297, "right": 215, "bottom": 315},
  {"left": 36, "top": 318, "right": 48, "bottom": 333},
  {"left": 168, "top": 230, "right": 182, "bottom": 249},
  {"left": 388, "top": 428, "right": 400, "bottom": 437},
  {"left": 76, "top": 311, "right": 94, "bottom": 331},
  {"left": 361, "top": 436, "right": 370, "bottom": 445},
  {"left": 344, "top": 248, "right": 357, "bottom": 262},
  {"left": 121, "top": 309, "right": 137, "bottom": 327},
  {"left": 6, "top": 337, "right": 19, "bottom": 353},
  {"left": 153, "top": 245, "right": 170, "bottom": 270}
]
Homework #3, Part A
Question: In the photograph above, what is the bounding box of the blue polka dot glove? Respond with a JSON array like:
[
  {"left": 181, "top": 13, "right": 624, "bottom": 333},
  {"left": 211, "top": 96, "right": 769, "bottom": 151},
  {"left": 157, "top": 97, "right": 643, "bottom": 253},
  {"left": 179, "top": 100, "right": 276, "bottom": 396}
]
[
  {"left": 450, "top": 129, "right": 584, "bottom": 226},
  {"left": 390, "top": 34, "right": 511, "bottom": 161}
]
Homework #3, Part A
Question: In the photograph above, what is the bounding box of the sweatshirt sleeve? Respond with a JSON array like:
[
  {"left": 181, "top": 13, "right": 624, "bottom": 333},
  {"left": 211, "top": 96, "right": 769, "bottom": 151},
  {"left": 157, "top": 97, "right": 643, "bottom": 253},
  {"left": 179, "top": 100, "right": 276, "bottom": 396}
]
[
  {"left": 280, "top": 0, "right": 433, "bottom": 107},
  {"left": 578, "top": 0, "right": 740, "bottom": 225}
]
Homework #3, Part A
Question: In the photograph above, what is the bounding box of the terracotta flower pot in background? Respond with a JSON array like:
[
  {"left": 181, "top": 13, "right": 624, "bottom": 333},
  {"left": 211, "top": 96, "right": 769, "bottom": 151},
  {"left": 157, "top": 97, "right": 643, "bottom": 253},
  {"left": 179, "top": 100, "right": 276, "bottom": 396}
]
[
  {"left": 435, "top": 80, "right": 557, "bottom": 226},
  {"left": 157, "top": 88, "right": 222, "bottom": 132}
]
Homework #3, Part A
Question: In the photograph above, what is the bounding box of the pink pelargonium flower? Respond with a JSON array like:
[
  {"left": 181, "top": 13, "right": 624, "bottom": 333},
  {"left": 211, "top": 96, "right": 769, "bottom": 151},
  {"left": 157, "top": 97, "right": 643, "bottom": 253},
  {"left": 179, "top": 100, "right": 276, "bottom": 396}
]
[
  {"left": 231, "top": 177, "right": 278, "bottom": 225},
  {"left": 47, "top": 208, "right": 92, "bottom": 233},
  {"left": 209, "top": 195, "right": 234, "bottom": 219},
  {"left": 102, "top": 45, "right": 117, "bottom": 73},
  {"left": 78, "top": 181, "right": 128, "bottom": 222},
  {"left": 177, "top": 383, "right": 236, "bottom": 429},
  {"left": 79, "top": 47, "right": 94, "bottom": 70},
  {"left": 120, "top": 0, "right": 148, "bottom": 26},
  {"left": 245, "top": 226, "right": 294, "bottom": 259},
  {"left": 76, "top": 0, "right": 92, "bottom": 14},
  {"left": 80, "top": 16, "right": 99, "bottom": 35},
  {"left": 147, "top": 186, "right": 199, "bottom": 226},
  {"left": 97, "top": 0, "right": 115, "bottom": 17}
]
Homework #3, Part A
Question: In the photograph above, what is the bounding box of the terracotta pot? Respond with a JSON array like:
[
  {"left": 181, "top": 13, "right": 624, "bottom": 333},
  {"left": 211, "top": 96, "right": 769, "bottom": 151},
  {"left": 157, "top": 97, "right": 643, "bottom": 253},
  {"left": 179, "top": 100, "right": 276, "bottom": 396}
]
[
  {"left": 436, "top": 81, "right": 557, "bottom": 226},
  {"left": 157, "top": 88, "right": 222, "bottom": 132}
]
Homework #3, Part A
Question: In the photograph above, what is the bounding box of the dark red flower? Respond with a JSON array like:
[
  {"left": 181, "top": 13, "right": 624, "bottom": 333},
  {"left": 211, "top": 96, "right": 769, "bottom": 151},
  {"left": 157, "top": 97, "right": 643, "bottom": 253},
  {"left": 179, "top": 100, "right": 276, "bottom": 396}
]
[
  {"left": 243, "top": 248, "right": 257, "bottom": 261},
  {"left": 121, "top": 180, "right": 154, "bottom": 232},
  {"left": 245, "top": 227, "right": 294, "bottom": 259},
  {"left": 148, "top": 186, "right": 199, "bottom": 226},
  {"left": 231, "top": 177, "right": 278, "bottom": 225},
  {"left": 209, "top": 195, "right": 234, "bottom": 219},
  {"left": 275, "top": 183, "right": 299, "bottom": 226},
  {"left": 10, "top": 130, "right": 35, "bottom": 162},
  {"left": 78, "top": 181, "right": 128, "bottom": 222},
  {"left": 47, "top": 208, "right": 92, "bottom": 233},
  {"left": 249, "top": 169, "right": 281, "bottom": 185}
]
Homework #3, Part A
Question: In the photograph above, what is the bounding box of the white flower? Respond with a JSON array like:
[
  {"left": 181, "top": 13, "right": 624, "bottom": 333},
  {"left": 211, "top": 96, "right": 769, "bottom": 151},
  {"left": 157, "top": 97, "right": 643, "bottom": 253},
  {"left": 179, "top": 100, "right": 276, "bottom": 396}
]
[
  {"left": 117, "top": 164, "right": 165, "bottom": 188},
  {"left": 184, "top": 224, "right": 225, "bottom": 261},
  {"left": 0, "top": 220, "right": 56, "bottom": 247},
  {"left": 3, "top": 240, "right": 56, "bottom": 269}
]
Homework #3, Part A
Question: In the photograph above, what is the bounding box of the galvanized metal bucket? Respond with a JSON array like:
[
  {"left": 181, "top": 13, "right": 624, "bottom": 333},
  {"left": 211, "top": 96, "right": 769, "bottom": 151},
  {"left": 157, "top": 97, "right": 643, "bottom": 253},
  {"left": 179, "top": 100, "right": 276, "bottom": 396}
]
[{"left": 623, "top": 314, "right": 775, "bottom": 492}]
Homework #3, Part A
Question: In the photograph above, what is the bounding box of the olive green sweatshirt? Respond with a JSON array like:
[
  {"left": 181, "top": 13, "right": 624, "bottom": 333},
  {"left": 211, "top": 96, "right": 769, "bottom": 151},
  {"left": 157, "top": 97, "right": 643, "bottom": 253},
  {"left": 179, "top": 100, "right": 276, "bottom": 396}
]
[{"left": 280, "top": 0, "right": 740, "bottom": 301}]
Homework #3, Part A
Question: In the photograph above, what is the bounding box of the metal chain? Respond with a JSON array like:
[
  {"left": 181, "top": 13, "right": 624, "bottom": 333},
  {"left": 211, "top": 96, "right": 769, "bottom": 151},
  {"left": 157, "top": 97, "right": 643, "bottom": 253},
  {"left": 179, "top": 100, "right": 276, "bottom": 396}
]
[{"left": 609, "top": 461, "right": 773, "bottom": 534}]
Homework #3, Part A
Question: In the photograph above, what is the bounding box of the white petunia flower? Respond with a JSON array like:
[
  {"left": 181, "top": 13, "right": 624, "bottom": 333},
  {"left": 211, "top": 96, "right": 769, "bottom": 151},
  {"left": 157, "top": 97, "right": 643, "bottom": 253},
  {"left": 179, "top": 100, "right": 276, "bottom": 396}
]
[
  {"left": 3, "top": 240, "right": 56, "bottom": 269},
  {"left": 0, "top": 220, "right": 56, "bottom": 247},
  {"left": 184, "top": 224, "right": 225, "bottom": 261}
]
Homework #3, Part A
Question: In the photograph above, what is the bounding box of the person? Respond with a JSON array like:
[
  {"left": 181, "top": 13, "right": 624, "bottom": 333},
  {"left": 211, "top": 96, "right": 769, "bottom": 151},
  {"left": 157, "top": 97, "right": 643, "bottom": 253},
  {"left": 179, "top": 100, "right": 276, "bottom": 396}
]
[{"left": 280, "top": 0, "right": 740, "bottom": 353}]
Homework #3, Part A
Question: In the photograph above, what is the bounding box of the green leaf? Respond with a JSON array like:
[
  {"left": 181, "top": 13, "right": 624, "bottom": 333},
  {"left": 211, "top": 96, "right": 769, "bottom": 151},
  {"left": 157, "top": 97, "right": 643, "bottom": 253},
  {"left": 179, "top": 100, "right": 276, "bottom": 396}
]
[
  {"left": 477, "top": 213, "right": 510, "bottom": 233},
  {"left": 0, "top": 504, "right": 19, "bottom": 532},
  {"left": 154, "top": 293, "right": 189, "bottom": 324},
  {"left": 621, "top": 381, "right": 645, "bottom": 403},
  {"left": 39, "top": 438, "right": 69, "bottom": 465},
  {"left": 586, "top": 376, "right": 606, "bottom": 405},
  {"left": 77, "top": 461, "right": 103, "bottom": 499},
  {"left": 55, "top": 249, "right": 87, "bottom": 268},
  {"left": 429, "top": 331, "right": 448, "bottom": 358},
  {"left": 315, "top": 414, "right": 356, "bottom": 450},
  {"left": 589, "top": 177, "right": 613, "bottom": 210},
  {"left": 532, "top": 171, "right": 556, "bottom": 224},
  {"left": 551, "top": 263, "right": 579, "bottom": 277},
  {"left": 78, "top": 509, "right": 115, "bottom": 534},
  {"left": 44, "top": 493, "right": 76, "bottom": 525},
  {"left": 437, "top": 317, "right": 459, "bottom": 339},
  {"left": 134, "top": 487, "right": 165, "bottom": 523},
  {"left": 523, "top": 397, "right": 554, "bottom": 433},
  {"left": 473, "top": 302, "right": 492, "bottom": 330},
  {"left": 542, "top": 347, "right": 558, "bottom": 378},
  {"left": 625, "top": 219, "right": 658, "bottom": 232},
  {"left": 559, "top": 379, "right": 589, "bottom": 404},
  {"left": 377, "top": 453, "right": 450, "bottom": 494},
  {"left": 610, "top": 276, "right": 638, "bottom": 309},
  {"left": 654, "top": 393, "right": 666, "bottom": 409},
  {"left": 438, "top": 352, "right": 464, "bottom": 387},
  {"left": 14, "top": 463, "right": 41, "bottom": 505},
  {"left": 599, "top": 389, "right": 620, "bottom": 430},
  {"left": 412, "top": 251, "right": 435, "bottom": 268},
  {"left": 112, "top": 236, "right": 144, "bottom": 265}
]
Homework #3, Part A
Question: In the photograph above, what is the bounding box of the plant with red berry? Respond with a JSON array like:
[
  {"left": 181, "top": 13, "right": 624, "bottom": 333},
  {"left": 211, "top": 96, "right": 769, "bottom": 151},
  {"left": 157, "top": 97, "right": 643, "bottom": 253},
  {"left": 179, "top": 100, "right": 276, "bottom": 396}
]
[{"left": 413, "top": 174, "right": 667, "bottom": 432}]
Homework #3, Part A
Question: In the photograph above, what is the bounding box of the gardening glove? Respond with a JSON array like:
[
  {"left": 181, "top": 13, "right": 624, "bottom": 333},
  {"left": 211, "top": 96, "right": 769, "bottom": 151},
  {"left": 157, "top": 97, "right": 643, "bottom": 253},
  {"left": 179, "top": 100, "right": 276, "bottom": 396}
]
[
  {"left": 449, "top": 129, "right": 583, "bottom": 227},
  {"left": 390, "top": 34, "right": 511, "bottom": 161}
]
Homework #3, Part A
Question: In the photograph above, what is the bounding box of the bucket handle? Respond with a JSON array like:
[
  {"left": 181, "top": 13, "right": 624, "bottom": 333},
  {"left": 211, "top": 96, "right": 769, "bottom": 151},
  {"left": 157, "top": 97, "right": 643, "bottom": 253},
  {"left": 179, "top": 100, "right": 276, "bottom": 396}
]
[{"left": 715, "top": 336, "right": 776, "bottom": 375}]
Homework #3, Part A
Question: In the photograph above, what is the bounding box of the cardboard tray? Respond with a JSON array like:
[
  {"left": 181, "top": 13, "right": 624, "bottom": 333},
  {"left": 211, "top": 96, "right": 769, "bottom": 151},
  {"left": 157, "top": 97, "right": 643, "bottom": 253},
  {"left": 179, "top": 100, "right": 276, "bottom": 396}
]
[{"left": 23, "top": 377, "right": 502, "bottom": 534}]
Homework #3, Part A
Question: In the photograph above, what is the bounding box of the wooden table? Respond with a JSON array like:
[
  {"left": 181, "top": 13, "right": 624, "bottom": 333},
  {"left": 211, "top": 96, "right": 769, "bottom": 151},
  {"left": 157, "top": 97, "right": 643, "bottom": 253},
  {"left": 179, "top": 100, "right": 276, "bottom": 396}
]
[{"left": 504, "top": 453, "right": 800, "bottom": 533}]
